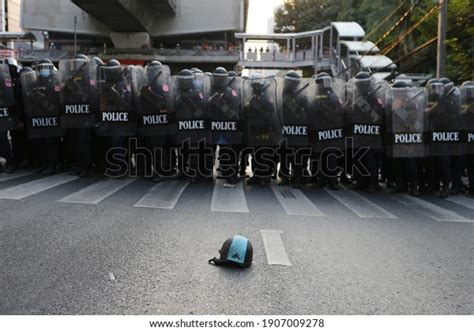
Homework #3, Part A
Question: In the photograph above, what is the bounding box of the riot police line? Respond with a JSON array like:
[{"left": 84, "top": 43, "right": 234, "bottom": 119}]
[{"left": 0, "top": 55, "right": 473, "bottom": 198}]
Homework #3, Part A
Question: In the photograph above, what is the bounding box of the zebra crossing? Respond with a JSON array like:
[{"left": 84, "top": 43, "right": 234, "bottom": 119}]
[{"left": 0, "top": 172, "right": 473, "bottom": 223}]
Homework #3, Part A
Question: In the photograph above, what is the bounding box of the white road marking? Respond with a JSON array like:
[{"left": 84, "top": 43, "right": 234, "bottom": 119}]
[
  {"left": 211, "top": 179, "right": 249, "bottom": 213},
  {"left": 58, "top": 178, "right": 135, "bottom": 204},
  {"left": 260, "top": 229, "right": 292, "bottom": 266},
  {"left": 0, "top": 174, "right": 77, "bottom": 200},
  {"left": 0, "top": 171, "right": 30, "bottom": 183},
  {"left": 271, "top": 186, "right": 325, "bottom": 217},
  {"left": 134, "top": 180, "right": 189, "bottom": 209},
  {"left": 446, "top": 195, "right": 474, "bottom": 211},
  {"left": 394, "top": 195, "right": 473, "bottom": 223},
  {"left": 325, "top": 188, "right": 398, "bottom": 219},
  {"left": 109, "top": 272, "right": 116, "bottom": 281}
]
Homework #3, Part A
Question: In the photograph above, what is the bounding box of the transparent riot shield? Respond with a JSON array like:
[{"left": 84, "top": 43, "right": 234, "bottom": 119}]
[
  {"left": 136, "top": 64, "right": 174, "bottom": 137},
  {"left": 386, "top": 86, "right": 427, "bottom": 158},
  {"left": 460, "top": 83, "right": 474, "bottom": 154},
  {"left": 59, "top": 58, "right": 97, "bottom": 128},
  {"left": 427, "top": 85, "right": 463, "bottom": 156},
  {"left": 96, "top": 65, "right": 136, "bottom": 136},
  {"left": 173, "top": 72, "right": 211, "bottom": 144},
  {"left": 277, "top": 76, "right": 312, "bottom": 147},
  {"left": 0, "top": 63, "right": 16, "bottom": 131},
  {"left": 21, "top": 68, "right": 64, "bottom": 138},
  {"left": 209, "top": 75, "right": 243, "bottom": 145},
  {"left": 243, "top": 76, "right": 282, "bottom": 147},
  {"left": 346, "top": 77, "right": 387, "bottom": 150},
  {"left": 309, "top": 77, "right": 346, "bottom": 153}
]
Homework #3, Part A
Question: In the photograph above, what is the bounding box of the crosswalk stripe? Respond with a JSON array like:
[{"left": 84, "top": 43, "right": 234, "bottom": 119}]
[
  {"left": 134, "top": 180, "right": 189, "bottom": 209},
  {"left": 271, "top": 186, "right": 324, "bottom": 217},
  {"left": 0, "top": 174, "right": 77, "bottom": 200},
  {"left": 58, "top": 178, "right": 135, "bottom": 204},
  {"left": 446, "top": 195, "right": 474, "bottom": 211},
  {"left": 260, "top": 229, "right": 292, "bottom": 266},
  {"left": 394, "top": 195, "right": 473, "bottom": 223},
  {"left": 325, "top": 188, "right": 398, "bottom": 219},
  {"left": 211, "top": 179, "right": 249, "bottom": 213},
  {"left": 0, "top": 171, "right": 30, "bottom": 183}
]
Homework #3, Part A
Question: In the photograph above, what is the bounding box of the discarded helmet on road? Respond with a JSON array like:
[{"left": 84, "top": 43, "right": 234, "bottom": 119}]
[{"left": 209, "top": 235, "right": 253, "bottom": 268}]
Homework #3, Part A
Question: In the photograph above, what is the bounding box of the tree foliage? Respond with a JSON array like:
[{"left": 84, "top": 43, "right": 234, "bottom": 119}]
[{"left": 275, "top": 0, "right": 473, "bottom": 82}]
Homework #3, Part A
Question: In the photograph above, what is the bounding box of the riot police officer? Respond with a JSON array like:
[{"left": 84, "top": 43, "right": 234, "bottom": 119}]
[
  {"left": 136, "top": 60, "right": 175, "bottom": 182},
  {"left": 0, "top": 60, "right": 17, "bottom": 173},
  {"left": 346, "top": 71, "right": 386, "bottom": 193},
  {"left": 22, "top": 59, "right": 63, "bottom": 175},
  {"left": 385, "top": 80, "right": 427, "bottom": 196},
  {"left": 309, "top": 73, "right": 345, "bottom": 190},
  {"left": 97, "top": 59, "right": 136, "bottom": 178},
  {"left": 59, "top": 54, "right": 96, "bottom": 177},
  {"left": 424, "top": 78, "right": 460, "bottom": 198},
  {"left": 279, "top": 71, "right": 310, "bottom": 188},
  {"left": 244, "top": 73, "right": 281, "bottom": 186},
  {"left": 174, "top": 68, "right": 211, "bottom": 183},
  {"left": 210, "top": 67, "right": 243, "bottom": 184},
  {"left": 461, "top": 81, "right": 474, "bottom": 195}
]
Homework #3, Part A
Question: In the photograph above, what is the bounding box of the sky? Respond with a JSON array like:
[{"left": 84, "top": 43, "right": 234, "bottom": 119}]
[{"left": 246, "top": 0, "right": 284, "bottom": 34}]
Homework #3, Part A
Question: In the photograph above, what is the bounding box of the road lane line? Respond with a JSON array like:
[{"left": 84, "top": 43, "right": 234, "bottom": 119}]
[
  {"left": 0, "top": 174, "right": 77, "bottom": 200},
  {"left": 325, "top": 188, "right": 397, "bottom": 219},
  {"left": 271, "top": 186, "right": 325, "bottom": 217},
  {"left": 58, "top": 178, "right": 135, "bottom": 204},
  {"left": 211, "top": 179, "right": 249, "bottom": 213},
  {"left": 134, "top": 180, "right": 189, "bottom": 209},
  {"left": 446, "top": 195, "right": 474, "bottom": 211},
  {"left": 260, "top": 229, "right": 292, "bottom": 266},
  {"left": 0, "top": 171, "right": 30, "bottom": 183},
  {"left": 394, "top": 195, "right": 473, "bottom": 223}
]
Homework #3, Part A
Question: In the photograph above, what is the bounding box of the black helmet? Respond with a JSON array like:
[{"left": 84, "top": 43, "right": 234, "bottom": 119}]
[
  {"left": 148, "top": 60, "right": 163, "bottom": 67},
  {"left": 190, "top": 67, "right": 203, "bottom": 74},
  {"left": 107, "top": 59, "right": 121, "bottom": 68},
  {"left": 212, "top": 67, "right": 228, "bottom": 88},
  {"left": 250, "top": 72, "right": 265, "bottom": 92},
  {"left": 209, "top": 235, "right": 253, "bottom": 268},
  {"left": 461, "top": 81, "right": 474, "bottom": 103},
  {"left": 75, "top": 54, "right": 89, "bottom": 62},
  {"left": 177, "top": 68, "right": 194, "bottom": 90},
  {"left": 427, "top": 79, "right": 445, "bottom": 101},
  {"left": 284, "top": 71, "right": 301, "bottom": 91},
  {"left": 93, "top": 56, "right": 104, "bottom": 66},
  {"left": 34, "top": 59, "right": 54, "bottom": 78},
  {"left": 228, "top": 71, "right": 238, "bottom": 77},
  {"left": 440, "top": 77, "right": 455, "bottom": 94},
  {"left": 315, "top": 72, "right": 332, "bottom": 89},
  {"left": 391, "top": 80, "right": 410, "bottom": 89},
  {"left": 355, "top": 71, "right": 372, "bottom": 96}
]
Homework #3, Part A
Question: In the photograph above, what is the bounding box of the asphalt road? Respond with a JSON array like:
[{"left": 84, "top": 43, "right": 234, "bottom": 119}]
[{"left": 0, "top": 171, "right": 472, "bottom": 315}]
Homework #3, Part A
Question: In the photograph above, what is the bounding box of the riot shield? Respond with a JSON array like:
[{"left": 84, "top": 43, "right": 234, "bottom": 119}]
[
  {"left": 309, "top": 78, "right": 346, "bottom": 153},
  {"left": 96, "top": 65, "right": 136, "bottom": 136},
  {"left": 0, "top": 63, "right": 16, "bottom": 131},
  {"left": 346, "top": 78, "right": 386, "bottom": 150},
  {"left": 21, "top": 68, "right": 64, "bottom": 138},
  {"left": 243, "top": 77, "right": 282, "bottom": 147},
  {"left": 59, "top": 58, "right": 97, "bottom": 128},
  {"left": 209, "top": 76, "right": 243, "bottom": 145},
  {"left": 385, "top": 86, "right": 427, "bottom": 158},
  {"left": 427, "top": 86, "right": 463, "bottom": 156},
  {"left": 277, "top": 77, "right": 312, "bottom": 147},
  {"left": 173, "top": 72, "right": 211, "bottom": 144},
  {"left": 460, "top": 84, "right": 474, "bottom": 154},
  {"left": 136, "top": 64, "right": 175, "bottom": 137}
]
